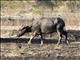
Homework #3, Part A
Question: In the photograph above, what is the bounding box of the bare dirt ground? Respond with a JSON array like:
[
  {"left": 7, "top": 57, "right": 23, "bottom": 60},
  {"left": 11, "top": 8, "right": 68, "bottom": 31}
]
[{"left": 0, "top": 30, "right": 80, "bottom": 60}]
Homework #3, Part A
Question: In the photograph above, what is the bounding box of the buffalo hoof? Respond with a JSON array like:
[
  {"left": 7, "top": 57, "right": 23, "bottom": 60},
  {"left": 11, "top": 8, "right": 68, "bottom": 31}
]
[
  {"left": 40, "top": 44, "right": 43, "bottom": 46},
  {"left": 18, "top": 45, "right": 22, "bottom": 49},
  {"left": 66, "top": 40, "right": 70, "bottom": 45},
  {"left": 17, "top": 43, "right": 22, "bottom": 49},
  {"left": 27, "top": 41, "right": 31, "bottom": 45},
  {"left": 40, "top": 40, "right": 43, "bottom": 46}
]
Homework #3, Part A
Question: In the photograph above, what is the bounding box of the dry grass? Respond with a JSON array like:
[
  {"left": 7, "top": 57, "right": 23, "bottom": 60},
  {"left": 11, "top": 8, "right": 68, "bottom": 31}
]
[{"left": 1, "top": 1, "right": 80, "bottom": 37}]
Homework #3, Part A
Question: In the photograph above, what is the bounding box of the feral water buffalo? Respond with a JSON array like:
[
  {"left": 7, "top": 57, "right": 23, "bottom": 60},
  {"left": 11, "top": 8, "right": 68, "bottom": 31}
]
[{"left": 17, "top": 17, "right": 69, "bottom": 46}]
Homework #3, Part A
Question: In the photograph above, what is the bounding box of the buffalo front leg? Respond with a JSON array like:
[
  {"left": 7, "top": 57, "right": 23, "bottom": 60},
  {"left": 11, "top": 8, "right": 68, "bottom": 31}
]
[
  {"left": 40, "top": 34, "right": 44, "bottom": 46},
  {"left": 28, "top": 32, "right": 36, "bottom": 45},
  {"left": 16, "top": 29, "right": 26, "bottom": 48},
  {"left": 17, "top": 29, "right": 26, "bottom": 37}
]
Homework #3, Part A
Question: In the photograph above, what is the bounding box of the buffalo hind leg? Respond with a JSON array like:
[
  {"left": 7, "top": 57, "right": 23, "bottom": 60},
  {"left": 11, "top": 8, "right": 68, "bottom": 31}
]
[
  {"left": 63, "top": 30, "right": 69, "bottom": 45},
  {"left": 28, "top": 32, "right": 36, "bottom": 45},
  {"left": 56, "top": 25, "right": 62, "bottom": 45}
]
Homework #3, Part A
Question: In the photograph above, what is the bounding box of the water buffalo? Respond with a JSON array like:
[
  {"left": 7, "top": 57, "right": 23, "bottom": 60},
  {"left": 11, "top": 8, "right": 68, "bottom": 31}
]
[{"left": 17, "top": 17, "right": 69, "bottom": 46}]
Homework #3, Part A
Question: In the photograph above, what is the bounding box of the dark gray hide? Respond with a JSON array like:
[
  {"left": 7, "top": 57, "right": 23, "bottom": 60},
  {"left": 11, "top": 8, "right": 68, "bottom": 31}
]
[{"left": 17, "top": 17, "right": 69, "bottom": 46}]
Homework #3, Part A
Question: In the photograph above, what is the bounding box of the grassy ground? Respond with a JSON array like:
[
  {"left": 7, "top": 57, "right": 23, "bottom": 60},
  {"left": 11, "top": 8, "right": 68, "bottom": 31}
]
[{"left": 0, "top": 31, "right": 80, "bottom": 58}]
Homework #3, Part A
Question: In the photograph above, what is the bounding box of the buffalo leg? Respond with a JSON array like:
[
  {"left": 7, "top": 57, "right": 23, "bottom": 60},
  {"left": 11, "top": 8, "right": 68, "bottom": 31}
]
[
  {"left": 63, "top": 30, "right": 69, "bottom": 45},
  {"left": 17, "top": 29, "right": 26, "bottom": 37},
  {"left": 56, "top": 25, "right": 62, "bottom": 45},
  {"left": 16, "top": 29, "right": 26, "bottom": 48},
  {"left": 28, "top": 32, "right": 36, "bottom": 45},
  {"left": 17, "top": 29, "right": 26, "bottom": 44},
  {"left": 40, "top": 34, "right": 44, "bottom": 46}
]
